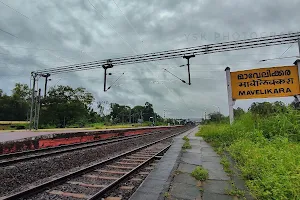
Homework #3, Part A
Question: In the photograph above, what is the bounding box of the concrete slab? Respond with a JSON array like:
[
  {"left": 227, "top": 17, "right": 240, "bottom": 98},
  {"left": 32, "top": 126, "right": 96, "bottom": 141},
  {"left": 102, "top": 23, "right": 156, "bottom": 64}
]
[
  {"left": 203, "top": 180, "right": 232, "bottom": 194},
  {"left": 202, "top": 192, "right": 233, "bottom": 200},
  {"left": 129, "top": 126, "right": 248, "bottom": 200},
  {"left": 181, "top": 152, "right": 202, "bottom": 165},
  {"left": 201, "top": 156, "right": 221, "bottom": 162},
  {"left": 170, "top": 182, "right": 202, "bottom": 200},
  {"left": 177, "top": 163, "right": 198, "bottom": 174},
  {"left": 129, "top": 126, "right": 200, "bottom": 200},
  {"left": 147, "top": 168, "right": 174, "bottom": 181},
  {"left": 130, "top": 190, "right": 161, "bottom": 200},
  {"left": 189, "top": 140, "right": 201, "bottom": 145},
  {"left": 172, "top": 173, "right": 198, "bottom": 185},
  {"left": 198, "top": 141, "right": 212, "bottom": 148},
  {"left": 136, "top": 178, "right": 168, "bottom": 193},
  {"left": 185, "top": 148, "right": 201, "bottom": 153},
  {"left": 201, "top": 147, "right": 219, "bottom": 157},
  {"left": 202, "top": 161, "right": 230, "bottom": 181}
]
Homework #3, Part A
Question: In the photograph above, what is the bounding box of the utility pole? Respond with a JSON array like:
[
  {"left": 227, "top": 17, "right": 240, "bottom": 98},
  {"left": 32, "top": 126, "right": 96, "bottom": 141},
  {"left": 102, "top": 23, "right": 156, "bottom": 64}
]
[
  {"left": 36, "top": 88, "right": 41, "bottom": 130},
  {"left": 102, "top": 60, "right": 113, "bottom": 92},
  {"left": 183, "top": 54, "right": 195, "bottom": 85},
  {"left": 33, "top": 89, "right": 38, "bottom": 129},
  {"left": 42, "top": 73, "right": 50, "bottom": 98},
  {"left": 29, "top": 73, "right": 37, "bottom": 130},
  {"left": 129, "top": 109, "right": 131, "bottom": 123}
]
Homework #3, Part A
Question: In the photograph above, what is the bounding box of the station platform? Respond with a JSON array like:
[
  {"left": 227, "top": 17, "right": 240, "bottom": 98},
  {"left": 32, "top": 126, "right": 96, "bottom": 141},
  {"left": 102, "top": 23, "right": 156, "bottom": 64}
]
[
  {"left": 0, "top": 126, "right": 175, "bottom": 143},
  {"left": 130, "top": 126, "right": 252, "bottom": 200},
  {"left": 0, "top": 126, "right": 181, "bottom": 154}
]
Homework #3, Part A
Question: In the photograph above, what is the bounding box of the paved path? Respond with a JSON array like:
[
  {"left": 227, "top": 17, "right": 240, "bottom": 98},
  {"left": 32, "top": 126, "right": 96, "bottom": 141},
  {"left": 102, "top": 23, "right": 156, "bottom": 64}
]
[{"left": 130, "top": 126, "right": 235, "bottom": 200}]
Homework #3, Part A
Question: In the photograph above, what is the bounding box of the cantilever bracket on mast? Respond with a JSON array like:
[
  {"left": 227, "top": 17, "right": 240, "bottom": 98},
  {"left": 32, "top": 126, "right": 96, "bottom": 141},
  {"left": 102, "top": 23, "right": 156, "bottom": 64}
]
[
  {"left": 183, "top": 54, "right": 195, "bottom": 85},
  {"left": 102, "top": 59, "right": 113, "bottom": 92}
]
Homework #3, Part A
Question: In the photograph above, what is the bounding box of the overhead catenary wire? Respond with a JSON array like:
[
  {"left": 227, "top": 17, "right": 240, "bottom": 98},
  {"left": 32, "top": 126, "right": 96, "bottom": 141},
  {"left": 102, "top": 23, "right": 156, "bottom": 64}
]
[
  {"left": 0, "top": 28, "right": 18, "bottom": 38},
  {"left": 0, "top": 0, "right": 30, "bottom": 19},
  {"left": 106, "top": 72, "right": 125, "bottom": 91},
  {"left": 280, "top": 43, "right": 293, "bottom": 57},
  {"left": 110, "top": 0, "right": 190, "bottom": 110},
  {"left": 259, "top": 55, "right": 299, "bottom": 62},
  {"left": 0, "top": 1, "right": 87, "bottom": 64},
  {"left": 34, "top": 32, "right": 300, "bottom": 75},
  {"left": 163, "top": 68, "right": 188, "bottom": 84}
]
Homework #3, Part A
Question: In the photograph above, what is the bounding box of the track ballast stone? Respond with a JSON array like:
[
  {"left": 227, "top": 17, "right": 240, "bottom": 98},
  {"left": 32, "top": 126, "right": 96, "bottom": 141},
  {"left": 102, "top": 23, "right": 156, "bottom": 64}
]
[{"left": 0, "top": 127, "right": 190, "bottom": 197}]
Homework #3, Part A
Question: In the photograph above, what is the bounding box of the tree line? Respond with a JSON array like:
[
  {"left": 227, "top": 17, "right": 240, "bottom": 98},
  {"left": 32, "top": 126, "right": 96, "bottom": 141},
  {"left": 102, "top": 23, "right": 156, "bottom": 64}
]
[
  {"left": 0, "top": 83, "right": 176, "bottom": 128},
  {"left": 202, "top": 99, "right": 300, "bottom": 124}
]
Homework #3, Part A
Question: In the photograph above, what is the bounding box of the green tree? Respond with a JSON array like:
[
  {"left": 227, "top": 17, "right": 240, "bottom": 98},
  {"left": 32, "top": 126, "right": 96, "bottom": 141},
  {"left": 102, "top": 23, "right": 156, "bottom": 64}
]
[
  {"left": 143, "top": 102, "right": 154, "bottom": 121},
  {"left": 39, "top": 85, "right": 95, "bottom": 128},
  {"left": 208, "top": 112, "right": 224, "bottom": 123},
  {"left": 0, "top": 83, "right": 30, "bottom": 121},
  {"left": 234, "top": 107, "right": 245, "bottom": 119}
]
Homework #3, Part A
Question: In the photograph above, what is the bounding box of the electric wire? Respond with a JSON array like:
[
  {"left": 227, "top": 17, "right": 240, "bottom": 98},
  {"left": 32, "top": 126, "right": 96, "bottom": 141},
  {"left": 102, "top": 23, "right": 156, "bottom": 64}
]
[
  {"left": 0, "top": 0, "right": 30, "bottom": 19},
  {"left": 34, "top": 32, "right": 300, "bottom": 75}
]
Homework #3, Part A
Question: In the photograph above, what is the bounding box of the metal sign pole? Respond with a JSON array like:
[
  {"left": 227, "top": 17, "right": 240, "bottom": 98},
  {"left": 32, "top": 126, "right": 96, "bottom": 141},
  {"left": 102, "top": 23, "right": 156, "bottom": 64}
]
[
  {"left": 29, "top": 73, "right": 36, "bottom": 130},
  {"left": 293, "top": 39, "right": 300, "bottom": 100},
  {"left": 225, "top": 67, "right": 235, "bottom": 124}
]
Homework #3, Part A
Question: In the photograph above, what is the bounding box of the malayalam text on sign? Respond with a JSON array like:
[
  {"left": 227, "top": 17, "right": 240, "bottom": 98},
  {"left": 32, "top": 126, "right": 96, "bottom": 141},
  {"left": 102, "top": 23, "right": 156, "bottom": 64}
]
[{"left": 230, "top": 65, "right": 300, "bottom": 100}]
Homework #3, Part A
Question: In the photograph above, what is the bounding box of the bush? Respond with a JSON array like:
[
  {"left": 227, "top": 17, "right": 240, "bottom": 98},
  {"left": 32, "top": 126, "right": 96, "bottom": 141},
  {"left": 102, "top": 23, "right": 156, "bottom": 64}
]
[
  {"left": 197, "top": 112, "right": 300, "bottom": 200},
  {"left": 191, "top": 166, "right": 209, "bottom": 181},
  {"left": 183, "top": 136, "right": 189, "bottom": 141},
  {"left": 182, "top": 140, "right": 192, "bottom": 149}
]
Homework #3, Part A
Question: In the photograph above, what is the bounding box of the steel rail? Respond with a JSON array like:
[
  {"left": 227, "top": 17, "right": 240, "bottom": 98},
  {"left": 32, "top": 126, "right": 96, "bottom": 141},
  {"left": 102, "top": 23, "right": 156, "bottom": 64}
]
[
  {"left": 1, "top": 127, "right": 189, "bottom": 200},
  {"left": 0, "top": 130, "right": 164, "bottom": 167},
  {"left": 89, "top": 143, "right": 171, "bottom": 199}
]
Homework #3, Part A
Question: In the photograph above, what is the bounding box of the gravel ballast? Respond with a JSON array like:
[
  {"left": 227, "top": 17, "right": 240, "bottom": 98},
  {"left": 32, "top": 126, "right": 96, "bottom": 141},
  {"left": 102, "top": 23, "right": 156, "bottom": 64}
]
[{"left": 0, "top": 127, "right": 190, "bottom": 197}]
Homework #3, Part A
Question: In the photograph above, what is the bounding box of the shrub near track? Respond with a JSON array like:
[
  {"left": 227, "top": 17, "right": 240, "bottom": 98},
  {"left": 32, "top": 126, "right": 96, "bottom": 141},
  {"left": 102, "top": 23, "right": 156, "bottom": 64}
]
[{"left": 196, "top": 113, "right": 300, "bottom": 200}]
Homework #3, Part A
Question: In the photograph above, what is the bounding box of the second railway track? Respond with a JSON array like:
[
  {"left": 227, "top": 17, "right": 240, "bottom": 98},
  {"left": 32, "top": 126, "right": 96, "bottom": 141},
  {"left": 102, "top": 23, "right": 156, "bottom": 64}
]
[
  {"left": 0, "top": 129, "right": 168, "bottom": 167},
  {"left": 1, "top": 131, "right": 182, "bottom": 200}
]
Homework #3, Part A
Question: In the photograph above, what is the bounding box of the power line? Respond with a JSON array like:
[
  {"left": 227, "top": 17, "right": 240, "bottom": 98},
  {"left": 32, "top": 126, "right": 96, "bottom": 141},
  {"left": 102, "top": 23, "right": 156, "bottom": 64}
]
[
  {"left": 88, "top": 0, "right": 138, "bottom": 55},
  {"left": 111, "top": 0, "right": 142, "bottom": 41},
  {"left": 0, "top": 28, "right": 18, "bottom": 38},
  {"left": 259, "top": 55, "right": 298, "bottom": 62},
  {"left": 280, "top": 44, "right": 293, "bottom": 57},
  {"left": 0, "top": 0, "right": 30, "bottom": 19},
  {"left": 163, "top": 68, "right": 188, "bottom": 84},
  {"left": 34, "top": 31, "right": 300, "bottom": 75}
]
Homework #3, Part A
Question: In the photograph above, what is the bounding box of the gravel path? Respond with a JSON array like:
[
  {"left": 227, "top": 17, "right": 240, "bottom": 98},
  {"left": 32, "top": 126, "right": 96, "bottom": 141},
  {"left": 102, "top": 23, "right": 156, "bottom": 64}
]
[{"left": 0, "top": 127, "right": 189, "bottom": 197}]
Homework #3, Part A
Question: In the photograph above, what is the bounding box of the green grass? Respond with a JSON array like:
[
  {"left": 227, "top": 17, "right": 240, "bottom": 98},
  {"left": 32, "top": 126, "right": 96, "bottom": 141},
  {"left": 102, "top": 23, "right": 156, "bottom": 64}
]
[
  {"left": 182, "top": 140, "right": 192, "bottom": 149},
  {"left": 196, "top": 112, "right": 300, "bottom": 200},
  {"left": 226, "top": 182, "right": 245, "bottom": 198},
  {"left": 220, "top": 156, "right": 232, "bottom": 174},
  {"left": 191, "top": 166, "right": 209, "bottom": 181},
  {"left": 163, "top": 192, "right": 170, "bottom": 198},
  {"left": 183, "top": 135, "right": 189, "bottom": 141}
]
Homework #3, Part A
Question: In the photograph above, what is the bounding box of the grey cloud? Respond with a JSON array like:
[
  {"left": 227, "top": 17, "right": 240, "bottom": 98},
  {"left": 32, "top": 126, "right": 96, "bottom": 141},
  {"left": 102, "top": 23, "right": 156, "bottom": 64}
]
[{"left": 1, "top": 0, "right": 300, "bottom": 118}]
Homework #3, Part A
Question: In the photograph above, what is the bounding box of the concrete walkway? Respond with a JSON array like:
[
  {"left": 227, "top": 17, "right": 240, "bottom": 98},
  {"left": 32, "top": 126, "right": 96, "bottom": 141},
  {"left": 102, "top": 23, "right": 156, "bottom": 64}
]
[{"left": 130, "top": 126, "right": 235, "bottom": 200}]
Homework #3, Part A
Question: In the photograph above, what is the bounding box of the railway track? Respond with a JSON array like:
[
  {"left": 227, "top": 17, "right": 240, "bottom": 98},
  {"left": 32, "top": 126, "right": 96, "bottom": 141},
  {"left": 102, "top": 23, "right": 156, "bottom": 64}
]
[
  {"left": 1, "top": 131, "right": 180, "bottom": 200},
  {"left": 0, "top": 130, "right": 166, "bottom": 167}
]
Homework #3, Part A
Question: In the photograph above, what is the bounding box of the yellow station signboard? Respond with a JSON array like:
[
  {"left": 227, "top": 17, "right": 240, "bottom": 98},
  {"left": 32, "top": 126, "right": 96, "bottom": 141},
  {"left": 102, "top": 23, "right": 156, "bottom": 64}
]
[{"left": 230, "top": 65, "right": 300, "bottom": 100}]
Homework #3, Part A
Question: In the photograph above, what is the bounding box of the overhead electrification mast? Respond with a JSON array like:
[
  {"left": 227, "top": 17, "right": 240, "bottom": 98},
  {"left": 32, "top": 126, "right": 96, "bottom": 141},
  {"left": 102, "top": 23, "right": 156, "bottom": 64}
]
[{"left": 29, "top": 32, "right": 300, "bottom": 129}]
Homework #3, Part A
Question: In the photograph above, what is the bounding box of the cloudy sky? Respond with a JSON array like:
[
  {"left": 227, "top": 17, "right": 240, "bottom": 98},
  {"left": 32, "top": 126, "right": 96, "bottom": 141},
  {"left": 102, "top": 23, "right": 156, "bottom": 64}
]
[{"left": 1, "top": 0, "right": 300, "bottom": 119}]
